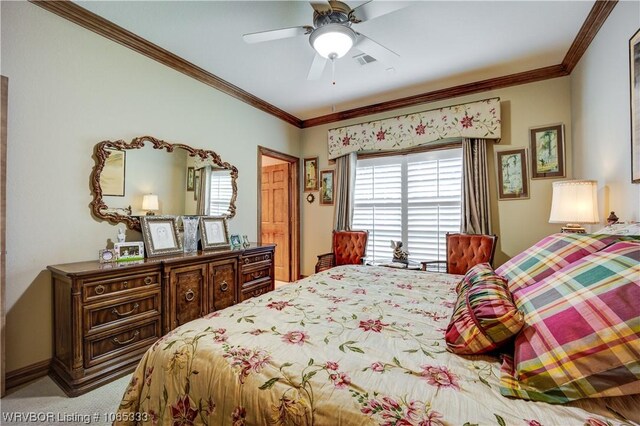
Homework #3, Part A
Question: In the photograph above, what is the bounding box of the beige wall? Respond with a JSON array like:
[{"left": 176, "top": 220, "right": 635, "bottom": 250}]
[
  {"left": 1, "top": 2, "right": 301, "bottom": 371},
  {"left": 300, "top": 78, "right": 576, "bottom": 276},
  {"left": 570, "top": 0, "right": 640, "bottom": 222}
]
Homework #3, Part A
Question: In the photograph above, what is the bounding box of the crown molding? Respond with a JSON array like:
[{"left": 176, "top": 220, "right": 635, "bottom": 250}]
[
  {"left": 31, "top": 0, "right": 616, "bottom": 129},
  {"left": 30, "top": 0, "right": 303, "bottom": 128}
]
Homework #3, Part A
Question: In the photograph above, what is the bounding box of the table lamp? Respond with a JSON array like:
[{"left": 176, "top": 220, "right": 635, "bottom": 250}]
[
  {"left": 142, "top": 194, "right": 159, "bottom": 216},
  {"left": 549, "top": 180, "right": 599, "bottom": 233}
]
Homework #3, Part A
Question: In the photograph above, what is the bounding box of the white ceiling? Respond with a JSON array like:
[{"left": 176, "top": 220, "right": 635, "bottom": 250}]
[{"left": 76, "top": 1, "right": 594, "bottom": 120}]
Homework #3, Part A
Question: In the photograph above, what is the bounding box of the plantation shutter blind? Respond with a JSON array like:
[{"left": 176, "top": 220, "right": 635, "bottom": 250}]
[
  {"left": 208, "top": 171, "right": 233, "bottom": 216},
  {"left": 353, "top": 148, "right": 462, "bottom": 263}
]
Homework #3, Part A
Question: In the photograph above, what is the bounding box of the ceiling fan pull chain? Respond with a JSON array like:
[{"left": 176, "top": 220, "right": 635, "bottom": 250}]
[{"left": 331, "top": 57, "right": 336, "bottom": 86}]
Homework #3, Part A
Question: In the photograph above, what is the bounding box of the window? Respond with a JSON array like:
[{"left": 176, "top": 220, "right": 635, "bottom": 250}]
[
  {"left": 353, "top": 148, "right": 463, "bottom": 263},
  {"left": 208, "top": 170, "right": 233, "bottom": 216}
]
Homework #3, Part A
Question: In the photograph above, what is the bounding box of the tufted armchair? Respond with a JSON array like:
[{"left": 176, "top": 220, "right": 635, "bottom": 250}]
[
  {"left": 315, "top": 230, "right": 369, "bottom": 273},
  {"left": 421, "top": 233, "right": 497, "bottom": 275}
]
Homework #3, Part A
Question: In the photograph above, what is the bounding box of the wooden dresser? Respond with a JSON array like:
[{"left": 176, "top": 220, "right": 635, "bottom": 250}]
[{"left": 48, "top": 244, "right": 275, "bottom": 396}]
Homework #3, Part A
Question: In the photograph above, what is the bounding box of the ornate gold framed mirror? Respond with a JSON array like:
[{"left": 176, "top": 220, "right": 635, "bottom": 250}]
[{"left": 90, "top": 136, "right": 238, "bottom": 231}]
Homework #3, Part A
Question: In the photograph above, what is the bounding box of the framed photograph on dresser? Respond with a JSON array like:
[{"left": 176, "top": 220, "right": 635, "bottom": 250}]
[
  {"left": 141, "top": 216, "right": 182, "bottom": 257},
  {"left": 199, "top": 216, "right": 230, "bottom": 250}
]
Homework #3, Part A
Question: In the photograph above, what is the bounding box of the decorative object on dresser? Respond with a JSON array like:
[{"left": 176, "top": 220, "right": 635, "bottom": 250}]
[
  {"left": 98, "top": 249, "right": 117, "bottom": 264},
  {"left": 529, "top": 124, "right": 565, "bottom": 179},
  {"left": 199, "top": 216, "right": 230, "bottom": 250},
  {"left": 548, "top": 180, "right": 599, "bottom": 234},
  {"left": 230, "top": 234, "right": 242, "bottom": 249},
  {"left": 113, "top": 242, "right": 144, "bottom": 262},
  {"left": 181, "top": 216, "right": 199, "bottom": 254},
  {"left": 47, "top": 244, "right": 275, "bottom": 396},
  {"left": 90, "top": 136, "right": 238, "bottom": 231},
  {"left": 242, "top": 235, "right": 250, "bottom": 248},
  {"left": 495, "top": 148, "right": 529, "bottom": 200},
  {"left": 140, "top": 216, "right": 182, "bottom": 257}
]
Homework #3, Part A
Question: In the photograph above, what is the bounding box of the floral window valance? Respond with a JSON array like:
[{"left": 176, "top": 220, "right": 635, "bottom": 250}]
[{"left": 327, "top": 98, "right": 501, "bottom": 159}]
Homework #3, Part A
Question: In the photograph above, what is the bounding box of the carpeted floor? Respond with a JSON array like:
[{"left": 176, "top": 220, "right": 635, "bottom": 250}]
[{"left": 0, "top": 374, "right": 131, "bottom": 426}]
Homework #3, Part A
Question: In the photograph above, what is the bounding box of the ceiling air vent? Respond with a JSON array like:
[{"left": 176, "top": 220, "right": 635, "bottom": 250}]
[{"left": 353, "top": 53, "right": 377, "bottom": 66}]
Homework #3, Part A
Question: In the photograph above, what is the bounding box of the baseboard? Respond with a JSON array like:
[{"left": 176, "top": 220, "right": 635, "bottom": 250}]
[{"left": 5, "top": 358, "right": 51, "bottom": 392}]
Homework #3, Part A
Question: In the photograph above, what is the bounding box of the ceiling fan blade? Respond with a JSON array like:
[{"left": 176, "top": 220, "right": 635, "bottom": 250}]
[
  {"left": 355, "top": 33, "right": 400, "bottom": 64},
  {"left": 307, "top": 53, "right": 328, "bottom": 80},
  {"left": 350, "top": 1, "right": 408, "bottom": 23},
  {"left": 309, "top": 1, "right": 332, "bottom": 13},
  {"left": 243, "top": 26, "right": 313, "bottom": 44}
]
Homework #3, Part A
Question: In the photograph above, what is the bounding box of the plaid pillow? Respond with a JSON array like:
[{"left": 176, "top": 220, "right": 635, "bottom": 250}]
[
  {"left": 500, "top": 241, "right": 640, "bottom": 404},
  {"left": 446, "top": 263, "right": 524, "bottom": 355},
  {"left": 496, "top": 233, "right": 622, "bottom": 294}
]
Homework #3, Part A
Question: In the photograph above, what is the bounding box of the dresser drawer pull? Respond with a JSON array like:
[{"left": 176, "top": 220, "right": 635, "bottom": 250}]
[
  {"left": 251, "top": 271, "right": 265, "bottom": 280},
  {"left": 111, "top": 303, "right": 139, "bottom": 318},
  {"left": 112, "top": 331, "right": 139, "bottom": 346},
  {"left": 144, "top": 276, "right": 153, "bottom": 285},
  {"left": 95, "top": 285, "right": 105, "bottom": 295},
  {"left": 220, "top": 281, "right": 229, "bottom": 292},
  {"left": 263, "top": 255, "right": 270, "bottom": 261},
  {"left": 185, "top": 289, "right": 195, "bottom": 302},
  {"left": 243, "top": 258, "right": 250, "bottom": 264},
  {"left": 122, "top": 281, "right": 129, "bottom": 289},
  {"left": 252, "top": 288, "right": 265, "bottom": 297}
]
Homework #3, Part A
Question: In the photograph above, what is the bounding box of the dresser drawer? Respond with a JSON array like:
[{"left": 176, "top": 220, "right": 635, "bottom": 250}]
[
  {"left": 240, "top": 281, "right": 272, "bottom": 302},
  {"left": 83, "top": 272, "right": 161, "bottom": 302},
  {"left": 84, "top": 318, "right": 161, "bottom": 369},
  {"left": 84, "top": 290, "right": 161, "bottom": 335},
  {"left": 241, "top": 251, "right": 272, "bottom": 269},
  {"left": 241, "top": 266, "right": 271, "bottom": 287}
]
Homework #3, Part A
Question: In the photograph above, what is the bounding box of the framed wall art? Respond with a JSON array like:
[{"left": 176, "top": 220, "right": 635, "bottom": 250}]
[
  {"left": 319, "top": 169, "right": 335, "bottom": 205},
  {"left": 529, "top": 124, "right": 565, "bottom": 179},
  {"left": 631, "top": 28, "right": 640, "bottom": 183},
  {"left": 303, "top": 157, "right": 319, "bottom": 192},
  {"left": 140, "top": 216, "right": 182, "bottom": 257},
  {"left": 100, "top": 148, "right": 126, "bottom": 196},
  {"left": 496, "top": 148, "right": 529, "bottom": 200},
  {"left": 193, "top": 175, "right": 200, "bottom": 201},
  {"left": 113, "top": 242, "right": 144, "bottom": 261},
  {"left": 186, "top": 166, "right": 195, "bottom": 191},
  {"left": 199, "top": 216, "right": 230, "bottom": 250}
]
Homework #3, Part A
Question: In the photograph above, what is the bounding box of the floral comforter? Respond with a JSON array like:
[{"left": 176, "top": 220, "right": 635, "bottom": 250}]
[{"left": 116, "top": 265, "right": 638, "bottom": 425}]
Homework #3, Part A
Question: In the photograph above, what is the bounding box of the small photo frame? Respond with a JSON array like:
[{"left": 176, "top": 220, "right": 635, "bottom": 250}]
[
  {"left": 113, "top": 242, "right": 145, "bottom": 262},
  {"left": 319, "top": 169, "right": 335, "bottom": 205},
  {"left": 199, "top": 216, "right": 230, "bottom": 250},
  {"left": 98, "top": 248, "right": 118, "bottom": 263},
  {"left": 242, "top": 235, "right": 250, "bottom": 248},
  {"left": 140, "top": 216, "right": 182, "bottom": 257},
  {"left": 186, "top": 166, "right": 195, "bottom": 191},
  {"left": 230, "top": 234, "right": 242, "bottom": 249},
  {"left": 304, "top": 157, "right": 319, "bottom": 192},
  {"left": 529, "top": 124, "right": 565, "bottom": 179},
  {"left": 496, "top": 148, "right": 530, "bottom": 200}
]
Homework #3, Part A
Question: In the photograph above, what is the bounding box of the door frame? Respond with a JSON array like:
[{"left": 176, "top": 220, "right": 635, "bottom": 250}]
[
  {"left": 257, "top": 146, "right": 300, "bottom": 281},
  {"left": 1, "top": 75, "right": 7, "bottom": 397}
]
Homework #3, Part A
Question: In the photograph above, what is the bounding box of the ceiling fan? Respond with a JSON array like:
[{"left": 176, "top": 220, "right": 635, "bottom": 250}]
[{"left": 242, "top": 1, "right": 407, "bottom": 80}]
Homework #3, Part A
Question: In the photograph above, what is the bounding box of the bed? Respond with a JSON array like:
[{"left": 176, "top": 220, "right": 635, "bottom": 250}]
[{"left": 115, "top": 232, "right": 640, "bottom": 426}]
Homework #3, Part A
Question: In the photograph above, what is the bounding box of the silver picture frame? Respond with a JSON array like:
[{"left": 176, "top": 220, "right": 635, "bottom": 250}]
[
  {"left": 140, "top": 216, "right": 182, "bottom": 257},
  {"left": 199, "top": 216, "right": 230, "bottom": 250}
]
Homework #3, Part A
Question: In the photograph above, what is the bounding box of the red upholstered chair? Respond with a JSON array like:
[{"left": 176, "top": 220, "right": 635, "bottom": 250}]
[
  {"left": 421, "top": 233, "right": 498, "bottom": 275},
  {"left": 315, "top": 230, "right": 369, "bottom": 273}
]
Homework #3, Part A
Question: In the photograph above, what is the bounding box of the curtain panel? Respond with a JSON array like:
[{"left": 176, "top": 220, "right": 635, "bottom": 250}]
[
  {"left": 334, "top": 153, "right": 357, "bottom": 231},
  {"left": 461, "top": 138, "right": 491, "bottom": 234},
  {"left": 327, "top": 98, "right": 501, "bottom": 159}
]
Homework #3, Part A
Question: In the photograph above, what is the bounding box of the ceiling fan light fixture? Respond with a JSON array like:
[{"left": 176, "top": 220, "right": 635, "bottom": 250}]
[{"left": 310, "top": 24, "right": 356, "bottom": 59}]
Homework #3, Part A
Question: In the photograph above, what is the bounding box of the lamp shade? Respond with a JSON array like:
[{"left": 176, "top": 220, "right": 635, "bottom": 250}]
[
  {"left": 549, "top": 180, "right": 599, "bottom": 224},
  {"left": 142, "top": 194, "right": 159, "bottom": 211},
  {"left": 309, "top": 24, "right": 356, "bottom": 59}
]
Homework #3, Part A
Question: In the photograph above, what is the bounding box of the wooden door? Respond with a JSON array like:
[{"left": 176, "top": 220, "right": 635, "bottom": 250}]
[
  {"left": 208, "top": 259, "right": 237, "bottom": 312},
  {"left": 169, "top": 264, "right": 207, "bottom": 329},
  {"left": 261, "top": 164, "right": 290, "bottom": 282}
]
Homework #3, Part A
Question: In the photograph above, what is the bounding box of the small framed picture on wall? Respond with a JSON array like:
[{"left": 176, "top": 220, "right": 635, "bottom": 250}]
[
  {"left": 496, "top": 149, "right": 529, "bottom": 200},
  {"left": 630, "top": 28, "right": 640, "bottom": 183},
  {"left": 304, "top": 157, "right": 319, "bottom": 192},
  {"left": 319, "top": 169, "right": 335, "bottom": 205},
  {"left": 529, "top": 124, "right": 565, "bottom": 179}
]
